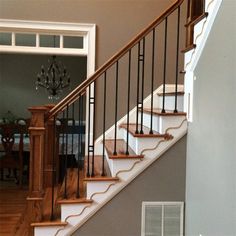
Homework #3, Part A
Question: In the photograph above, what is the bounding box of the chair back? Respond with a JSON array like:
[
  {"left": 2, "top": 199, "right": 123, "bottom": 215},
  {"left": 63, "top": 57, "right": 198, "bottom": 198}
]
[{"left": 1, "top": 124, "right": 16, "bottom": 156}]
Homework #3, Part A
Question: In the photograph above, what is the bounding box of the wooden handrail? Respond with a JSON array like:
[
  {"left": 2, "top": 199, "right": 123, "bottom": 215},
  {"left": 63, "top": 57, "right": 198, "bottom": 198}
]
[{"left": 48, "top": 0, "right": 184, "bottom": 119}]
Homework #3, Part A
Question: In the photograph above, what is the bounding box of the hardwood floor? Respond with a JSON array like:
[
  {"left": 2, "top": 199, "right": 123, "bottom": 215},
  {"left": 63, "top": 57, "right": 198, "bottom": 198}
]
[
  {"left": 0, "top": 156, "right": 110, "bottom": 234},
  {"left": 0, "top": 179, "right": 28, "bottom": 236}
]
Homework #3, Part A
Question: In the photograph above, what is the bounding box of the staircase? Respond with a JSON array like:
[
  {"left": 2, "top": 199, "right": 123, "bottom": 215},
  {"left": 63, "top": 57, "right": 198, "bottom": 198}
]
[
  {"left": 33, "top": 85, "right": 187, "bottom": 236},
  {"left": 24, "top": 0, "right": 221, "bottom": 235}
]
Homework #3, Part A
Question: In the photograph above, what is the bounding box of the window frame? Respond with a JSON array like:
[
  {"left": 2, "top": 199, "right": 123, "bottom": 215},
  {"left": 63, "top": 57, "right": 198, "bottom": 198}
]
[{"left": 0, "top": 19, "right": 96, "bottom": 150}]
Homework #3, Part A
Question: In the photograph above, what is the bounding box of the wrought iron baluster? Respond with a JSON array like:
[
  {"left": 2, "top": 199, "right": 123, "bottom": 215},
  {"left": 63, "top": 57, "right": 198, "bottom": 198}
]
[
  {"left": 87, "top": 85, "right": 91, "bottom": 177},
  {"left": 150, "top": 28, "right": 156, "bottom": 134},
  {"left": 81, "top": 94, "right": 85, "bottom": 169},
  {"left": 126, "top": 50, "right": 132, "bottom": 155},
  {"left": 87, "top": 86, "right": 95, "bottom": 177},
  {"left": 113, "top": 61, "right": 119, "bottom": 155},
  {"left": 63, "top": 105, "right": 69, "bottom": 199},
  {"left": 71, "top": 103, "right": 75, "bottom": 156},
  {"left": 102, "top": 72, "right": 107, "bottom": 176},
  {"left": 174, "top": 6, "right": 181, "bottom": 113},
  {"left": 140, "top": 38, "right": 145, "bottom": 134},
  {"left": 136, "top": 42, "right": 141, "bottom": 134},
  {"left": 91, "top": 82, "right": 96, "bottom": 177},
  {"left": 162, "top": 17, "right": 168, "bottom": 113},
  {"left": 50, "top": 115, "right": 56, "bottom": 221},
  {"left": 77, "top": 95, "right": 82, "bottom": 198}
]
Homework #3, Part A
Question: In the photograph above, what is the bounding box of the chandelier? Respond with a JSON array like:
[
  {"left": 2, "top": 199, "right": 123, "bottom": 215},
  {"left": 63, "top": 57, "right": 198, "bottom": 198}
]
[{"left": 35, "top": 55, "right": 70, "bottom": 100}]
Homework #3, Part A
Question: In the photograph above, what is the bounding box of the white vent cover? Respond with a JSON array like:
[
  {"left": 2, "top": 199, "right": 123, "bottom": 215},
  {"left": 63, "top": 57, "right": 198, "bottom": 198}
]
[{"left": 141, "top": 202, "right": 184, "bottom": 236}]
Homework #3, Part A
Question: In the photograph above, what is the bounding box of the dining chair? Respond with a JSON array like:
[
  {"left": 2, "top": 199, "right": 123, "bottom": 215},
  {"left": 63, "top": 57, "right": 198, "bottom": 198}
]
[{"left": 0, "top": 124, "right": 24, "bottom": 187}]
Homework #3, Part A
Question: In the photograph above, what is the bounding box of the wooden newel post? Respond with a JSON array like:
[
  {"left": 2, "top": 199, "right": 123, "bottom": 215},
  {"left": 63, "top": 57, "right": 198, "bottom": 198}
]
[
  {"left": 27, "top": 106, "right": 48, "bottom": 233},
  {"left": 43, "top": 104, "right": 57, "bottom": 188}
]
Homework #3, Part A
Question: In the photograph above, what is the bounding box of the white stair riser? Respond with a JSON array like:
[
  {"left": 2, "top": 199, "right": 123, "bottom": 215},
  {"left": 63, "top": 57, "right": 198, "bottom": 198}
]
[
  {"left": 142, "top": 112, "right": 186, "bottom": 134},
  {"left": 104, "top": 146, "right": 136, "bottom": 178},
  {"left": 107, "top": 157, "right": 141, "bottom": 178},
  {"left": 35, "top": 226, "right": 63, "bottom": 236},
  {"left": 86, "top": 181, "right": 117, "bottom": 202},
  {"left": 159, "top": 116, "right": 186, "bottom": 134},
  {"left": 122, "top": 130, "right": 165, "bottom": 155},
  {"left": 142, "top": 112, "right": 159, "bottom": 132},
  {"left": 143, "top": 94, "right": 159, "bottom": 109},
  {"left": 61, "top": 203, "right": 91, "bottom": 222},
  {"left": 157, "top": 95, "right": 184, "bottom": 111}
]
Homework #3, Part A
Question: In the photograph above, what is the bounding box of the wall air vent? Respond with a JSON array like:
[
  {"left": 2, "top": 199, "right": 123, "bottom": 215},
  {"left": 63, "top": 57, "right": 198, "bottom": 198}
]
[{"left": 141, "top": 202, "right": 184, "bottom": 236}]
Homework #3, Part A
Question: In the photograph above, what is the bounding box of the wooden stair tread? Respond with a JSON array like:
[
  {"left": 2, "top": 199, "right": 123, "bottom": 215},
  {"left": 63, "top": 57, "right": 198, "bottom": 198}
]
[
  {"left": 181, "top": 44, "right": 196, "bottom": 53},
  {"left": 57, "top": 198, "right": 93, "bottom": 205},
  {"left": 84, "top": 176, "right": 119, "bottom": 182},
  {"left": 120, "top": 124, "right": 166, "bottom": 138},
  {"left": 104, "top": 139, "right": 144, "bottom": 159},
  {"left": 157, "top": 91, "right": 184, "bottom": 96},
  {"left": 185, "top": 12, "right": 208, "bottom": 27},
  {"left": 31, "top": 221, "right": 67, "bottom": 227},
  {"left": 143, "top": 108, "right": 186, "bottom": 116}
]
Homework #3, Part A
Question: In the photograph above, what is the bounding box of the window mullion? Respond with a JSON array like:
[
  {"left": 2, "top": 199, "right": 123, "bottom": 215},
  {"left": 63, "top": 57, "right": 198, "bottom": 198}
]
[{"left": 12, "top": 32, "right": 15, "bottom": 46}]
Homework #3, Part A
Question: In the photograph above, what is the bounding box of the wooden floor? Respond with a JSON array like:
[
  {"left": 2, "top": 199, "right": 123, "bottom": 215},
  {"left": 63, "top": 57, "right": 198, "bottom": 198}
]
[
  {"left": 0, "top": 179, "right": 28, "bottom": 236},
  {"left": 0, "top": 156, "right": 110, "bottom": 235}
]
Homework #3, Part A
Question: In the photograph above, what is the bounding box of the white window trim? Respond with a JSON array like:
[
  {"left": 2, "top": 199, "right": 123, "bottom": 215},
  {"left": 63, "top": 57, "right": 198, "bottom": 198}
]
[
  {"left": 141, "top": 201, "right": 184, "bottom": 236},
  {"left": 0, "top": 19, "right": 96, "bottom": 74},
  {"left": 0, "top": 19, "right": 96, "bottom": 149}
]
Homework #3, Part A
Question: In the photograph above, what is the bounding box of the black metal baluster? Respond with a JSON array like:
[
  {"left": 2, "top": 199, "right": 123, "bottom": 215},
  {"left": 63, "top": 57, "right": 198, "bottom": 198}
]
[
  {"left": 135, "top": 42, "right": 141, "bottom": 134},
  {"left": 91, "top": 82, "right": 96, "bottom": 177},
  {"left": 113, "top": 61, "right": 119, "bottom": 155},
  {"left": 61, "top": 111, "right": 65, "bottom": 185},
  {"left": 126, "top": 50, "right": 131, "bottom": 155},
  {"left": 71, "top": 103, "right": 75, "bottom": 156},
  {"left": 77, "top": 95, "right": 82, "bottom": 198},
  {"left": 102, "top": 72, "right": 107, "bottom": 176},
  {"left": 150, "top": 29, "right": 156, "bottom": 134},
  {"left": 50, "top": 115, "right": 56, "bottom": 221},
  {"left": 87, "top": 86, "right": 95, "bottom": 176},
  {"left": 87, "top": 85, "right": 91, "bottom": 177},
  {"left": 63, "top": 105, "right": 69, "bottom": 199},
  {"left": 81, "top": 94, "right": 85, "bottom": 169},
  {"left": 174, "top": 6, "right": 181, "bottom": 113},
  {"left": 140, "top": 38, "right": 145, "bottom": 134},
  {"left": 162, "top": 17, "right": 168, "bottom": 113}
]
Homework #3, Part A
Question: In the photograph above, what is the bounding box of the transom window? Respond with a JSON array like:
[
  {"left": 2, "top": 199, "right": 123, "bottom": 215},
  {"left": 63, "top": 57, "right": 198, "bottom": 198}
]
[{"left": 0, "top": 19, "right": 96, "bottom": 58}]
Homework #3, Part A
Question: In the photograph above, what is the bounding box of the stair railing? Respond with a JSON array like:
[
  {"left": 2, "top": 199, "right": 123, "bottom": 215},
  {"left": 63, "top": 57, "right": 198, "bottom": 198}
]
[{"left": 28, "top": 0, "right": 185, "bottom": 225}]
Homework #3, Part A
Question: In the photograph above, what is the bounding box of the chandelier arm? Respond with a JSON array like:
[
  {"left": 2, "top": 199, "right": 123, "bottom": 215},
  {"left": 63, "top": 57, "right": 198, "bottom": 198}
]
[{"left": 35, "top": 55, "right": 71, "bottom": 99}]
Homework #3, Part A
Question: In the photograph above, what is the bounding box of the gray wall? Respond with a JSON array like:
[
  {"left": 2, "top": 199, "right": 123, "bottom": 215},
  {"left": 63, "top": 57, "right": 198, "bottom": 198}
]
[
  {"left": 0, "top": 54, "right": 86, "bottom": 118},
  {"left": 73, "top": 136, "right": 186, "bottom": 236},
  {"left": 0, "top": 0, "right": 176, "bottom": 67},
  {"left": 0, "top": 0, "right": 187, "bottom": 135},
  {"left": 185, "top": 1, "right": 236, "bottom": 236}
]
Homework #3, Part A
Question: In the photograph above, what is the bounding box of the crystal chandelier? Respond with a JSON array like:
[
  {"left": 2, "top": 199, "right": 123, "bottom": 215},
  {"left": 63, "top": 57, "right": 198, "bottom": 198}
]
[{"left": 35, "top": 55, "right": 70, "bottom": 100}]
